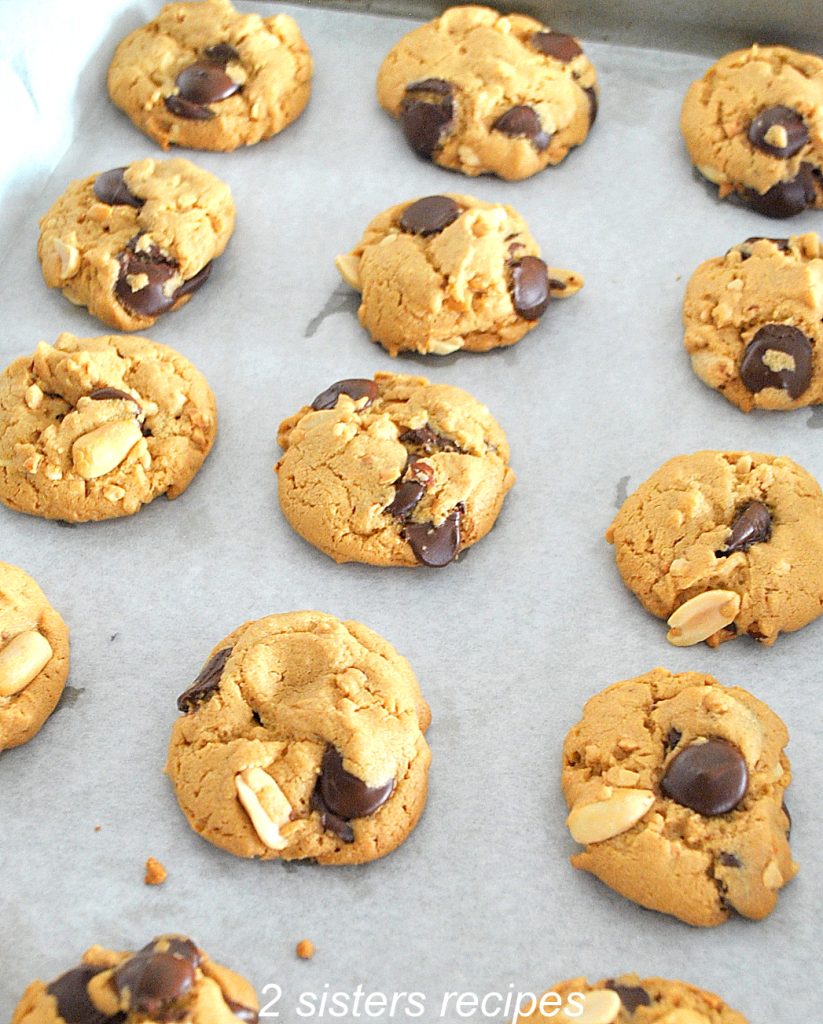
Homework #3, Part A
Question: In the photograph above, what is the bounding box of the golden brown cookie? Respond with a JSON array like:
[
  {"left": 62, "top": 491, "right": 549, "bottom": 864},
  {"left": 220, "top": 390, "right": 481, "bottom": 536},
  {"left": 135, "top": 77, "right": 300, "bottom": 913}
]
[
  {"left": 562, "top": 668, "right": 795, "bottom": 927},
  {"left": 107, "top": 0, "right": 312, "bottom": 151},
  {"left": 276, "top": 373, "right": 515, "bottom": 567},
  {"left": 166, "top": 611, "right": 431, "bottom": 865},
  {"left": 607, "top": 451, "right": 823, "bottom": 646},
  {"left": 336, "top": 194, "right": 583, "bottom": 356},
  {"left": 0, "top": 332, "right": 217, "bottom": 523},
  {"left": 514, "top": 974, "right": 748, "bottom": 1023},
  {"left": 0, "top": 563, "right": 69, "bottom": 752},
  {"left": 684, "top": 233, "right": 823, "bottom": 410},
  {"left": 377, "top": 5, "right": 597, "bottom": 180},
  {"left": 38, "top": 157, "right": 235, "bottom": 331},
  {"left": 11, "top": 935, "right": 258, "bottom": 1024},
  {"left": 680, "top": 45, "right": 823, "bottom": 217}
]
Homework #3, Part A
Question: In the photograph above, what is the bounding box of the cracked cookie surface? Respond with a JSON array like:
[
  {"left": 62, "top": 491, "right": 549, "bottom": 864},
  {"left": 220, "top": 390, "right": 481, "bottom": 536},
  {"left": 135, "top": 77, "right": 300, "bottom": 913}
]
[
  {"left": 377, "top": 5, "right": 597, "bottom": 180},
  {"left": 684, "top": 233, "right": 823, "bottom": 410},
  {"left": 166, "top": 611, "right": 432, "bottom": 865},
  {"left": 681, "top": 45, "right": 823, "bottom": 217},
  {"left": 11, "top": 934, "right": 258, "bottom": 1024},
  {"left": 0, "top": 332, "right": 217, "bottom": 522},
  {"left": 108, "top": 0, "right": 312, "bottom": 151},
  {"left": 276, "top": 373, "right": 515, "bottom": 567},
  {"left": 607, "top": 451, "right": 823, "bottom": 646},
  {"left": 0, "top": 563, "right": 69, "bottom": 751},
  {"left": 517, "top": 973, "right": 748, "bottom": 1023},
  {"left": 38, "top": 157, "right": 235, "bottom": 331},
  {"left": 562, "top": 668, "right": 795, "bottom": 927},
  {"left": 336, "top": 193, "right": 583, "bottom": 355}
]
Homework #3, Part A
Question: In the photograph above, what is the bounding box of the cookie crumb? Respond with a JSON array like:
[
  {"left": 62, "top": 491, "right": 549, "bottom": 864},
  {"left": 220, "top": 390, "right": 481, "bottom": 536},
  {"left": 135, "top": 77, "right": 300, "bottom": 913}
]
[
  {"left": 144, "top": 857, "right": 167, "bottom": 886},
  {"left": 94, "top": 825, "right": 102, "bottom": 832},
  {"left": 296, "top": 939, "right": 315, "bottom": 960}
]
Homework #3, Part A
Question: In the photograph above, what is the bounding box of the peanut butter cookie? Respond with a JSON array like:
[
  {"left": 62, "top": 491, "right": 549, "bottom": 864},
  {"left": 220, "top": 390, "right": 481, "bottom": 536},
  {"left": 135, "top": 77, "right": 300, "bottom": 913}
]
[
  {"left": 377, "top": 5, "right": 597, "bottom": 180},
  {"left": 563, "top": 668, "right": 795, "bottom": 927},
  {"left": 166, "top": 611, "right": 432, "bottom": 865},
  {"left": 336, "top": 194, "right": 583, "bottom": 356},
  {"left": 276, "top": 373, "right": 515, "bottom": 567},
  {"left": 0, "top": 333, "right": 217, "bottom": 522}
]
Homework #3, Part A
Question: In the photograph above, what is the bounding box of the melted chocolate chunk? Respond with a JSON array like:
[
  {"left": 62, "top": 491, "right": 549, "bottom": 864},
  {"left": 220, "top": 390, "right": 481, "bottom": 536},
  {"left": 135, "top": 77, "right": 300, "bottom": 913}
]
[
  {"left": 204, "top": 43, "right": 240, "bottom": 65},
  {"left": 782, "top": 800, "right": 792, "bottom": 838},
  {"left": 510, "top": 255, "right": 550, "bottom": 319},
  {"left": 605, "top": 982, "right": 651, "bottom": 1012},
  {"left": 177, "top": 647, "right": 232, "bottom": 712},
  {"left": 114, "top": 940, "right": 196, "bottom": 1018},
  {"left": 175, "top": 260, "right": 213, "bottom": 299},
  {"left": 492, "top": 105, "right": 549, "bottom": 151},
  {"left": 398, "top": 426, "right": 461, "bottom": 453},
  {"left": 664, "top": 728, "right": 682, "bottom": 752},
  {"left": 385, "top": 480, "right": 425, "bottom": 518},
  {"left": 531, "top": 30, "right": 582, "bottom": 62},
  {"left": 399, "top": 195, "right": 461, "bottom": 236},
  {"left": 177, "top": 60, "right": 240, "bottom": 105},
  {"left": 164, "top": 94, "right": 216, "bottom": 120},
  {"left": 93, "top": 168, "right": 144, "bottom": 208},
  {"left": 716, "top": 501, "right": 772, "bottom": 556},
  {"left": 719, "top": 852, "right": 742, "bottom": 868},
  {"left": 312, "top": 747, "right": 395, "bottom": 841},
  {"left": 47, "top": 966, "right": 110, "bottom": 1024},
  {"left": 739, "top": 163, "right": 816, "bottom": 218},
  {"left": 225, "top": 999, "right": 260, "bottom": 1023},
  {"left": 748, "top": 105, "right": 809, "bottom": 158},
  {"left": 311, "top": 378, "right": 378, "bottom": 411},
  {"left": 404, "top": 506, "right": 462, "bottom": 567},
  {"left": 737, "top": 236, "right": 791, "bottom": 258},
  {"left": 115, "top": 240, "right": 178, "bottom": 318},
  {"left": 661, "top": 738, "right": 748, "bottom": 816},
  {"left": 584, "top": 85, "right": 598, "bottom": 126},
  {"left": 89, "top": 387, "right": 141, "bottom": 412},
  {"left": 400, "top": 79, "right": 454, "bottom": 158},
  {"left": 739, "top": 323, "right": 813, "bottom": 399}
]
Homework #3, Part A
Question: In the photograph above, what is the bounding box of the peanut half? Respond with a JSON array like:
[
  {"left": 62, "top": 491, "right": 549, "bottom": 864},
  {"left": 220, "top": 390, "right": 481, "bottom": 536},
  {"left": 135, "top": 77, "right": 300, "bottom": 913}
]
[
  {"left": 666, "top": 590, "right": 741, "bottom": 647},
  {"left": 72, "top": 418, "right": 143, "bottom": 480},
  {"left": 0, "top": 630, "right": 54, "bottom": 697},
  {"left": 235, "top": 767, "right": 292, "bottom": 850},
  {"left": 558, "top": 990, "right": 621, "bottom": 1024},
  {"left": 334, "top": 253, "right": 361, "bottom": 291},
  {"left": 567, "top": 788, "right": 655, "bottom": 845}
]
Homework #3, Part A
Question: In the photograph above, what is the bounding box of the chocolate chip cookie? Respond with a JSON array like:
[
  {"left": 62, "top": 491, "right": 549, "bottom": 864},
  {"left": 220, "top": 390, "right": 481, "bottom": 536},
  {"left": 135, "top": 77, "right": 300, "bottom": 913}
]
[
  {"left": 607, "top": 451, "right": 823, "bottom": 646},
  {"left": 335, "top": 194, "right": 583, "bottom": 356},
  {"left": 684, "top": 233, "right": 823, "bottom": 410},
  {"left": 11, "top": 935, "right": 258, "bottom": 1024},
  {"left": 107, "top": 0, "right": 312, "bottom": 151},
  {"left": 0, "top": 563, "right": 69, "bottom": 752},
  {"left": 681, "top": 45, "right": 823, "bottom": 217},
  {"left": 0, "top": 333, "right": 217, "bottom": 522},
  {"left": 166, "top": 611, "right": 432, "bottom": 864},
  {"left": 562, "top": 668, "right": 795, "bottom": 927},
  {"left": 377, "top": 5, "right": 598, "bottom": 180},
  {"left": 276, "top": 373, "right": 515, "bottom": 566},
  {"left": 515, "top": 974, "right": 748, "bottom": 1023},
  {"left": 38, "top": 158, "right": 234, "bottom": 331}
]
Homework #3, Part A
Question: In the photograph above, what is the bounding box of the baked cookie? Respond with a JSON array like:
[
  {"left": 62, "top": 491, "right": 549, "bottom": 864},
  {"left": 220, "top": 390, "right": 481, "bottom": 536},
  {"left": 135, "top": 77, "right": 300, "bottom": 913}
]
[
  {"left": 0, "top": 563, "right": 69, "bottom": 752},
  {"left": 38, "top": 157, "right": 234, "bottom": 331},
  {"left": 107, "top": 0, "right": 312, "bottom": 151},
  {"left": 166, "top": 611, "right": 432, "bottom": 864},
  {"left": 335, "top": 194, "right": 583, "bottom": 356},
  {"left": 515, "top": 974, "right": 748, "bottom": 1023},
  {"left": 0, "top": 332, "right": 217, "bottom": 522},
  {"left": 684, "top": 233, "right": 823, "bottom": 411},
  {"left": 562, "top": 668, "right": 795, "bottom": 927},
  {"left": 276, "top": 373, "right": 515, "bottom": 567},
  {"left": 11, "top": 935, "right": 258, "bottom": 1024},
  {"left": 681, "top": 45, "right": 823, "bottom": 217},
  {"left": 377, "top": 5, "right": 597, "bottom": 180},
  {"left": 607, "top": 451, "right": 823, "bottom": 646}
]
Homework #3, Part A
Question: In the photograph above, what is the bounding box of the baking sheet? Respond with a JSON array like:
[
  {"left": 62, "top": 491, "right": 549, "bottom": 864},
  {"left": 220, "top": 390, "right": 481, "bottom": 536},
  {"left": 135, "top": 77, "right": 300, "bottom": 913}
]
[{"left": 1, "top": 4, "right": 822, "bottom": 1022}]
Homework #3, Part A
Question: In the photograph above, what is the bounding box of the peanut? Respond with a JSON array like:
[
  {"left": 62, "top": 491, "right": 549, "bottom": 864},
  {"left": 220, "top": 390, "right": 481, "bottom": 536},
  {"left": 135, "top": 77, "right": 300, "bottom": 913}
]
[
  {"left": 72, "top": 419, "right": 143, "bottom": 480},
  {"left": 334, "top": 253, "right": 361, "bottom": 290},
  {"left": 666, "top": 590, "right": 740, "bottom": 646},
  {"left": 567, "top": 788, "right": 655, "bottom": 845},
  {"left": 558, "top": 990, "right": 621, "bottom": 1024},
  {"left": 236, "top": 767, "right": 291, "bottom": 850},
  {"left": 0, "top": 630, "right": 54, "bottom": 697}
]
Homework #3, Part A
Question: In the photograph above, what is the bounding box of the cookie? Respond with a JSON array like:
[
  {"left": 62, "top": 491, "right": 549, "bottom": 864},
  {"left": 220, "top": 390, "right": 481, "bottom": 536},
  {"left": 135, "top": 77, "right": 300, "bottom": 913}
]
[
  {"left": 515, "top": 974, "right": 748, "bottom": 1023},
  {"left": 166, "top": 611, "right": 432, "bottom": 864},
  {"left": 377, "top": 5, "right": 597, "bottom": 180},
  {"left": 107, "top": 0, "right": 312, "bottom": 151},
  {"left": 276, "top": 373, "right": 515, "bottom": 567},
  {"left": 38, "top": 157, "right": 235, "bottom": 331},
  {"left": 335, "top": 194, "right": 583, "bottom": 356},
  {"left": 0, "top": 332, "right": 217, "bottom": 523},
  {"left": 681, "top": 45, "right": 823, "bottom": 217},
  {"left": 0, "top": 563, "right": 69, "bottom": 752},
  {"left": 607, "top": 451, "right": 823, "bottom": 646},
  {"left": 684, "top": 233, "right": 823, "bottom": 410},
  {"left": 11, "top": 935, "right": 258, "bottom": 1024},
  {"left": 562, "top": 668, "right": 795, "bottom": 927}
]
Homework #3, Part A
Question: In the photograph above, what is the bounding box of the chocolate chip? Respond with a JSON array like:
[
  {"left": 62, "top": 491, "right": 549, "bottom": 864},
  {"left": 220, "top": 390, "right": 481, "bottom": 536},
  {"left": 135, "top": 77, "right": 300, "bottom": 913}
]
[
  {"left": 164, "top": 94, "right": 216, "bottom": 120},
  {"left": 385, "top": 480, "right": 425, "bottom": 518},
  {"left": 89, "top": 387, "right": 141, "bottom": 412},
  {"left": 114, "top": 944, "right": 195, "bottom": 1018},
  {"left": 531, "top": 30, "right": 582, "bottom": 62},
  {"left": 748, "top": 105, "right": 809, "bottom": 158},
  {"left": 177, "top": 647, "right": 232, "bottom": 712},
  {"left": 719, "top": 852, "right": 742, "bottom": 867},
  {"left": 492, "top": 106, "right": 550, "bottom": 151},
  {"left": 584, "top": 86, "right": 598, "bottom": 126},
  {"left": 47, "top": 966, "right": 111, "bottom": 1024},
  {"left": 664, "top": 728, "right": 682, "bottom": 752},
  {"left": 740, "top": 236, "right": 791, "bottom": 256},
  {"left": 510, "top": 255, "right": 550, "bottom": 319},
  {"left": 312, "top": 747, "right": 395, "bottom": 842},
  {"left": 739, "top": 162, "right": 816, "bottom": 218},
  {"left": 115, "top": 241, "right": 178, "bottom": 318},
  {"left": 204, "top": 43, "right": 240, "bottom": 65},
  {"left": 661, "top": 737, "right": 748, "bottom": 816},
  {"left": 400, "top": 195, "right": 461, "bottom": 236},
  {"left": 93, "top": 167, "right": 143, "bottom": 208},
  {"left": 145, "top": 937, "right": 201, "bottom": 967},
  {"left": 399, "top": 426, "right": 461, "bottom": 453},
  {"left": 400, "top": 79, "right": 454, "bottom": 158},
  {"left": 311, "top": 378, "right": 378, "bottom": 411},
  {"left": 604, "top": 983, "right": 651, "bottom": 1013},
  {"left": 175, "top": 260, "right": 213, "bottom": 299},
  {"left": 225, "top": 999, "right": 259, "bottom": 1023},
  {"left": 176, "top": 60, "right": 240, "bottom": 105},
  {"left": 404, "top": 506, "right": 462, "bottom": 567},
  {"left": 739, "top": 323, "right": 813, "bottom": 399},
  {"left": 717, "top": 501, "right": 772, "bottom": 556}
]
